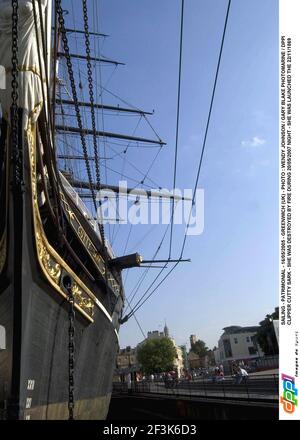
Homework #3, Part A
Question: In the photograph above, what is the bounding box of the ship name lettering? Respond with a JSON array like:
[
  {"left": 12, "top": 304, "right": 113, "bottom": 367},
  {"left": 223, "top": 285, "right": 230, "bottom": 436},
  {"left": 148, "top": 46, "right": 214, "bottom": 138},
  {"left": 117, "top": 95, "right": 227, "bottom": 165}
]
[{"left": 77, "top": 226, "right": 90, "bottom": 248}]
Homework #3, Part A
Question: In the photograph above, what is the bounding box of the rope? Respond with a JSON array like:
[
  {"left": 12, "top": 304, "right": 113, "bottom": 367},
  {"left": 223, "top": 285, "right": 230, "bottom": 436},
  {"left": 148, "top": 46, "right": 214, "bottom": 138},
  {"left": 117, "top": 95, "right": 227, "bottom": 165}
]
[
  {"left": 55, "top": 0, "right": 97, "bottom": 211},
  {"left": 169, "top": 0, "right": 185, "bottom": 258},
  {"left": 123, "top": 0, "right": 232, "bottom": 321}
]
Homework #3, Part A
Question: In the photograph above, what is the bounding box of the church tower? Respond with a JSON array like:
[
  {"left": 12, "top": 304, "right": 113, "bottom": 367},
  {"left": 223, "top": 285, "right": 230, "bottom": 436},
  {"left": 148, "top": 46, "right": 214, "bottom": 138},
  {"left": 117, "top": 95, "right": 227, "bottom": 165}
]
[{"left": 164, "top": 321, "right": 170, "bottom": 338}]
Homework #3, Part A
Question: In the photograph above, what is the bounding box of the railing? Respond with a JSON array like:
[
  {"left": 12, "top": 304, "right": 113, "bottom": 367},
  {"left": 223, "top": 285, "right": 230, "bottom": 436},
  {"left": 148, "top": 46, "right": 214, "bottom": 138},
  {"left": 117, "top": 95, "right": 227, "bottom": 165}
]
[
  {"left": 255, "top": 355, "right": 279, "bottom": 371},
  {"left": 59, "top": 172, "right": 115, "bottom": 258},
  {"left": 113, "top": 374, "right": 279, "bottom": 403},
  {"left": 59, "top": 172, "right": 99, "bottom": 234}
]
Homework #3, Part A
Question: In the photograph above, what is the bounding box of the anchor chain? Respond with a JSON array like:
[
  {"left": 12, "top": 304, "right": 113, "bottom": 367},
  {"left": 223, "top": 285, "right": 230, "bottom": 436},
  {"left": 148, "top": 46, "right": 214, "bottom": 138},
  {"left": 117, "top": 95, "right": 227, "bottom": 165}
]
[
  {"left": 11, "top": 0, "right": 21, "bottom": 189},
  {"left": 64, "top": 276, "right": 75, "bottom": 420}
]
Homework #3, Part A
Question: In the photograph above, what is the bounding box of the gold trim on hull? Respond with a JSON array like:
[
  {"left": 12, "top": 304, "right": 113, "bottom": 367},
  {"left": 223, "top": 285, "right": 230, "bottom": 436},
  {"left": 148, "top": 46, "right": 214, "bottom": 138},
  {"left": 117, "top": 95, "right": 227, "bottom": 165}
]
[
  {"left": 27, "top": 122, "right": 115, "bottom": 323},
  {"left": 60, "top": 192, "right": 121, "bottom": 296}
]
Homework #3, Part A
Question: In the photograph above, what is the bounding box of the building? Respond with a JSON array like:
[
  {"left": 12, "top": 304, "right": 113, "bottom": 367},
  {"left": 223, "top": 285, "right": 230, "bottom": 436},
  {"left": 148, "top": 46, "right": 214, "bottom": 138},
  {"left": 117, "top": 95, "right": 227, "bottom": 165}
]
[
  {"left": 188, "top": 351, "right": 203, "bottom": 369},
  {"left": 116, "top": 346, "right": 138, "bottom": 369},
  {"left": 115, "top": 346, "right": 140, "bottom": 381},
  {"left": 146, "top": 322, "right": 170, "bottom": 340},
  {"left": 147, "top": 330, "right": 165, "bottom": 340},
  {"left": 206, "top": 350, "right": 215, "bottom": 366},
  {"left": 173, "top": 344, "right": 184, "bottom": 376},
  {"left": 213, "top": 346, "right": 221, "bottom": 364},
  {"left": 215, "top": 326, "right": 264, "bottom": 372},
  {"left": 188, "top": 350, "right": 215, "bottom": 370},
  {"left": 180, "top": 345, "right": 189, "bottom": 370}
]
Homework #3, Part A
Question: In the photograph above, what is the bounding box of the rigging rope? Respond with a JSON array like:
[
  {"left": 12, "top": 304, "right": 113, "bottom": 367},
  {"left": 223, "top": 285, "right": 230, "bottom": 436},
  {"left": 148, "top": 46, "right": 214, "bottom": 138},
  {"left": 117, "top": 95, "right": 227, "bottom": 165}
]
[
  {"left": 92, "top": 0, "right": 111, "bottom": 241},
  {"left": 55, "top": 0, "right": 97, "bottom": 211},
  {"left": 123, "top": 0, "right": 232, "bottom": 322},
  {"left": 179, "top": 0, "right": 232, "bottom": 260},
  {"left": 124, "top": 223, "right": 171, "bottom": 313},
  {"left": 169, "top": 0, "right": 184, "bottom": 259},
  {"left": 32, "top": 0, "right": 64, "bottom": 233},
  {"left": 82, "top": 0, "right": 102, "bottom": 217}
]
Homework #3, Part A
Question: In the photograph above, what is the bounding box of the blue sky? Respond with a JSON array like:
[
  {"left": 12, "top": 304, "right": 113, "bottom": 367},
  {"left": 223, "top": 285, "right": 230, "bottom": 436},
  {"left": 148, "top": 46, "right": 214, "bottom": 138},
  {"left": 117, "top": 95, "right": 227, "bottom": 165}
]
[{"left": 61, "top": 0, "right": 278, "bottom": 350}]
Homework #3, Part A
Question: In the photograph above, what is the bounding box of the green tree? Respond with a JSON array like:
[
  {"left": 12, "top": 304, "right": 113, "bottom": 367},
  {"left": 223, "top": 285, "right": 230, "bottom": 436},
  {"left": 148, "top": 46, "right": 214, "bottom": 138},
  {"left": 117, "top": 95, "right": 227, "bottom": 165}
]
[
  {"left": 137, "top": 337, "right": 177, "bottom": 374},
  {"left": 256, "top": 307, "right": 279, "bottom": 355},
  {"left": 191, "top": 339, "right": 209, "bottom": 358}
]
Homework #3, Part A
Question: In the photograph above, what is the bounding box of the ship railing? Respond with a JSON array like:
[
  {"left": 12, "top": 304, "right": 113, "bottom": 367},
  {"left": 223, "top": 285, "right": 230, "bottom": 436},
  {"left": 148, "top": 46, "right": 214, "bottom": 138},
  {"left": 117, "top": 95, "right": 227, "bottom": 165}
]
[
  {"left": 59, "top": 172, "right": 115, "bottom": 258},
  {"left": 105, "top": 238, "right": 115, "bottom": 258},
  {"left": 112, "top": 373, "right": 279, "bottom": 403}
]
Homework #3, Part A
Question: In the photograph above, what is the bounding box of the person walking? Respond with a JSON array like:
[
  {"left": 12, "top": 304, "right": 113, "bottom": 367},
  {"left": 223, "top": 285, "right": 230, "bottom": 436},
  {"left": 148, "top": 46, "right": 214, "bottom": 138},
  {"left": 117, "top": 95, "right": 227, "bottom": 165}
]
[{"left": 234, "top": 366, "right": 248, "bottom": 384}]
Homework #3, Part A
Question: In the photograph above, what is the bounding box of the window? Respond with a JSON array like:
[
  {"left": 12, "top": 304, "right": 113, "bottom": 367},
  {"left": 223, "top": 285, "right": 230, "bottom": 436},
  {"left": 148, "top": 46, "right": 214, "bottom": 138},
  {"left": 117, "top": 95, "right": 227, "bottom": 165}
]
[
  {"left": 246, "top": 336, "right": 250, "bottom": 343},
  {"left": 248, "top": 347, "right": 257, "bottom": 355},
  {"left": 223, "top": 339, "right": 233, "bottom": 358},
  {"left": 251, "top": 335, "right": 258, "bottom": 350},
  {"left": 234, "top": 337, "right": 238, "bottom": 344}
]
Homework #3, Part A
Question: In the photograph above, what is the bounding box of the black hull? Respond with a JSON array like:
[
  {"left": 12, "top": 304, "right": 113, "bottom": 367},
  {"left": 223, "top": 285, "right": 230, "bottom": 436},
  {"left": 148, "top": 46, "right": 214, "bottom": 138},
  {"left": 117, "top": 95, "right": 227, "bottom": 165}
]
[
  {"left": 0, "top": 116, "right": 122, "bottom": 420},
  {"left": 0, "top": 280, "right": 119, "bottom": 420}
]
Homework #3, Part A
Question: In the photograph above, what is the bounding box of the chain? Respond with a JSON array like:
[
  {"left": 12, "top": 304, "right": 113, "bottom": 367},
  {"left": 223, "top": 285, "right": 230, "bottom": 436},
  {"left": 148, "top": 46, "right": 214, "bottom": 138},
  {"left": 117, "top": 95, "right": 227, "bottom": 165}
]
[
  {"left": 55, "top": 0, "right": 96, "bottom": 210},
  {"left": 66, "top": 278, "right": 75, "bottom": 420},
  {"left": 82, "top": 0, "right": 105, "bottom": 242},
  {"left": 11, "top": 0, "right": 21, "bottom": 188},
  {"left": 55, "top": 1, "right": 111, "bottom": 311}
]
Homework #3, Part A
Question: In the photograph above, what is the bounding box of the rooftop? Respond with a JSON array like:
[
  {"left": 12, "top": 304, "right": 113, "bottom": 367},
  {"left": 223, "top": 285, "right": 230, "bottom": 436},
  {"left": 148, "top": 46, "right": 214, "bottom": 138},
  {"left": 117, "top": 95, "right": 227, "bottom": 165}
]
[{"left": 222, "top": 326, "right": 260, "bottom": 335}]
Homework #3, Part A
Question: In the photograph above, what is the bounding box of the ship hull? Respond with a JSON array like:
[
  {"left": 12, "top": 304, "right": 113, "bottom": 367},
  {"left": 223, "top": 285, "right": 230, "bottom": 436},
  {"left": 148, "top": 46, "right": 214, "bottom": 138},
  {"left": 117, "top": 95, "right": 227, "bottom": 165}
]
[
  {"left": 0, "top": 291, "right": 118, "bottom": 420},
  {"left": 0, "top": 236, "right": 119, "bottom": 420},
  {"left": 0, "top": 115, "right": 121, "bottom": 420}
]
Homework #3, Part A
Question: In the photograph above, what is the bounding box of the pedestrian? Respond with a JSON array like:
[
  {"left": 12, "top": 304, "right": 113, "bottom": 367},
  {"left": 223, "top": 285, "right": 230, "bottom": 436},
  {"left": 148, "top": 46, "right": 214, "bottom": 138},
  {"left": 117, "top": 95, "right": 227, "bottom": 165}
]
[
  {"left": 216, "top": 369, "right": 224, "bottom": 382},
  {"left": 232, "top": 363, "right": 238, "bottom": 376},
  {"left": 127, "top": 373, "right": 132, "bottom": 393},
  {"left": 234, "top": 366, "right": 248, "bottom": 384}
]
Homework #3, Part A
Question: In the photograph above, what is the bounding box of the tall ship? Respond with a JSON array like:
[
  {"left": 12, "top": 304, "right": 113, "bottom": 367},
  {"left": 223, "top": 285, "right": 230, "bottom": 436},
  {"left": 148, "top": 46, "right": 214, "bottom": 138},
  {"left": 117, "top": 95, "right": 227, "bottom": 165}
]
[{"left": 0, "top": 0, "right": 178, "bottom": 419}]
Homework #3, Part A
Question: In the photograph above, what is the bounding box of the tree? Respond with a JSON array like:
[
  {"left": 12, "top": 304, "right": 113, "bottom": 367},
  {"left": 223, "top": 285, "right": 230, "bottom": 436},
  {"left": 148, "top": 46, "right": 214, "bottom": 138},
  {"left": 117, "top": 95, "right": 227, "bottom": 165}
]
[
  {"left": 191, "top": 339, "right": 209, "bottom": 358},
  {"left": 256, "top": 307, "right": 279, "bottom": 355},
  {"left": 137, "top": 337, "right": 177, "bottom": 374}
]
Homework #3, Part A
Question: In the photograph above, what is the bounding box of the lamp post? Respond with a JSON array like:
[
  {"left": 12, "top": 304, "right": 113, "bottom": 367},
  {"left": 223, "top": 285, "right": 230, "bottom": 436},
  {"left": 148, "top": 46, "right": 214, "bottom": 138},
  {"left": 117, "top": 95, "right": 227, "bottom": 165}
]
[{"left": 268, "top": 317, "right": 275, "bottom": 357}]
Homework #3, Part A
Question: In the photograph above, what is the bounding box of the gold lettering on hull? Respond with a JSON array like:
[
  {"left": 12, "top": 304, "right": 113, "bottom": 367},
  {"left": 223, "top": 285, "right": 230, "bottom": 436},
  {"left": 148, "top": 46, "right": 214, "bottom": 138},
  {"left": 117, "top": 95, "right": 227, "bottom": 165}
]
[{"left": 60, "top": 192, "right": 120, "bottom": 295}]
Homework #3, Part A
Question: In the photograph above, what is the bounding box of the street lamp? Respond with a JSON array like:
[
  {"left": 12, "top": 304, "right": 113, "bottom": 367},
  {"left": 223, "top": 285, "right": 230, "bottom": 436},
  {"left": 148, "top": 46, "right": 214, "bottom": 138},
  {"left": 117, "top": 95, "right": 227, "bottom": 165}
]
[{"left": 268, "top": 317, "right": 275, "bottom": 357}]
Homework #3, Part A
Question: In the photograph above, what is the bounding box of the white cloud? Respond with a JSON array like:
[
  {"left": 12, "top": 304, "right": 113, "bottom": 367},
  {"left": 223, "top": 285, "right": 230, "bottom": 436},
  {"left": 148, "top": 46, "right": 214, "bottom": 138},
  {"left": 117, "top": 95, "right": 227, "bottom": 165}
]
[{"left": 241, "top": 136, "right": 266, "bottom": 147}]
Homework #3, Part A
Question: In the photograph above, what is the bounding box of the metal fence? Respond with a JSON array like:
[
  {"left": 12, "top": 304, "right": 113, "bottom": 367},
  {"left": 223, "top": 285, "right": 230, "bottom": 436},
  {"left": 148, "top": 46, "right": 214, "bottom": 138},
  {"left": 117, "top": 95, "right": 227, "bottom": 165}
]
[
  {"left": 255, "top": 355, "right": 279, "bottom": 371},
  {"left": 113, "top": 374, "right": 279, "bottom": 402}
]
